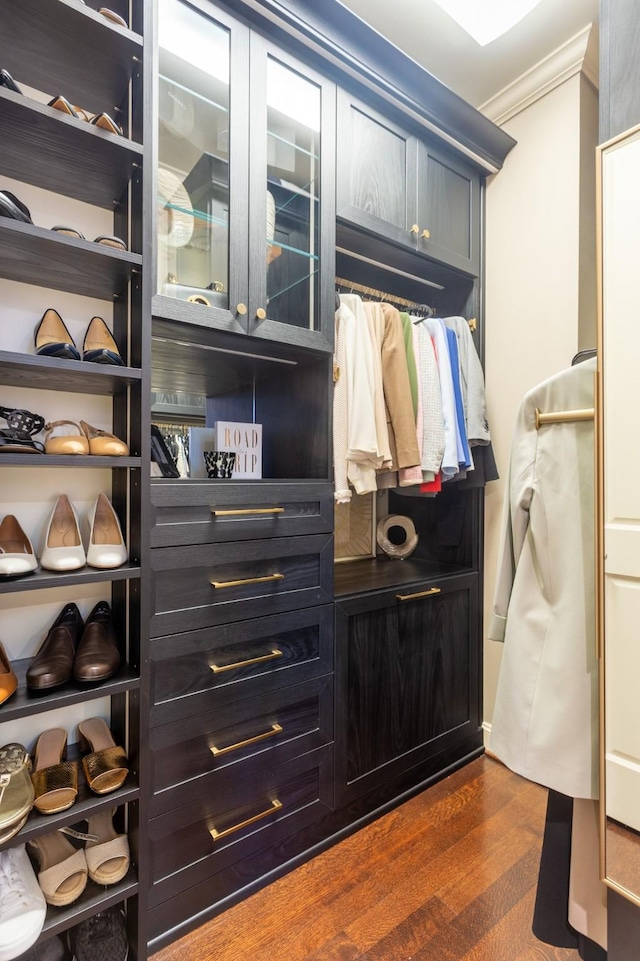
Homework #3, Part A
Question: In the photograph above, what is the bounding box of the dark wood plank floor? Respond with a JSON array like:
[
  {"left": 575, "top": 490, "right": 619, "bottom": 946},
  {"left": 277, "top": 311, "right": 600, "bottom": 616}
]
[{"left": 152, "top": 756, "right": 580, "bottom": 961}]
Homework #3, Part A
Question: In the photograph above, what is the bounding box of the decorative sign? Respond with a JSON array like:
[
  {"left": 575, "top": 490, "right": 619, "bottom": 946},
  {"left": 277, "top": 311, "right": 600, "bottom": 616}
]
[{"left": 214, "top": 421, "right": 262, "bottom": 479}]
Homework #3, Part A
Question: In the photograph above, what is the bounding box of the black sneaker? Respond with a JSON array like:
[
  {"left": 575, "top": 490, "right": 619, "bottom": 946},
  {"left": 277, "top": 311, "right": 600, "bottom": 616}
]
[{"left": 67, "top": 907, "right": 128, "bottom": 961}]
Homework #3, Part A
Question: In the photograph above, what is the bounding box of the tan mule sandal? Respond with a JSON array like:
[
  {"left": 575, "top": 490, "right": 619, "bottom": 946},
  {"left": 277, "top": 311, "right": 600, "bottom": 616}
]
[
  {"left": 43, "top": 420, "right": 90, "bottom": 455},
  {"left": 27, "top": 831, "right": 88, "bottom": 906},
  {"left": 85, "top": 809, "right": 130, "bottom": 885},
  {"left": 30, "top": 728, "right": 78, "bottom": 815},
  {"left": 80, "top": 421, "right": 129, "bottom": 457},
  {"left": 78, "top": 717, "right": 129, "bottom": 795}
]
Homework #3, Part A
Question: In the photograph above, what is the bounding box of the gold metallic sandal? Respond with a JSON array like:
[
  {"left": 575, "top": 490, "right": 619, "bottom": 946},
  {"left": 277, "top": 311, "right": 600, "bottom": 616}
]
[
  {"left": 78, "top": 717, "right": 128, "bottom": 795},
  {"left": 30, "top": 728, "right": 78, "bottom": 815}
]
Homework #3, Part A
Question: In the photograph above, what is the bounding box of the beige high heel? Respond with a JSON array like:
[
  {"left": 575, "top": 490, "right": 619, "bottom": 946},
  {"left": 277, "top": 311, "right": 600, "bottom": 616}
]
[
  {"left": 40, "top": 494, "right": 86, "bottom": 572},
  {"left": 80, "top": 421, "right": 129, "bottom": 457},
  {"left": 43, "top": 420, "right": 90, "bottom": 455},
  {"left": 82, "top": 317, "right": 124, "bottom": 366},
  {"left": 86, "top": 494, "right": 128, "bottom": 569}
]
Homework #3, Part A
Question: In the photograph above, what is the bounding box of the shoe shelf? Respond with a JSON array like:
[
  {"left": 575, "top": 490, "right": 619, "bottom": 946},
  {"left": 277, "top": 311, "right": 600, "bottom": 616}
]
[
  {"left": 0, "top": 662, "right": 139, "bottom": 723},
  {"left": 40, "top": 869, "right": 139, "bottom": 943},
  {"left": 0, "top": 563, "right": 141, "bottom": 596},
  {"left": 0, "top": 351, "right": 141, "bottom": 395},
  {"left": 0, "top": 219, "right": 142, "bottom": 300},
  {"left": 0, "top": 0, "right": 142, "bottom": 120},
  {"left": 0, "top": 88, "right": 143, "bottom": 209},
  {"left": 0, "top": 454, "right": 141, "bottom": 467}
]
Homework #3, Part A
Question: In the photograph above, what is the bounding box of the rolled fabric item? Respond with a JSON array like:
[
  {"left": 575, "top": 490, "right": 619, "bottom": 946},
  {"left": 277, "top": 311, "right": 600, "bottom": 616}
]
[
  {"left": 157, "top": 167, "right": 194, "bottom": 248},
  {"left": 376, "top": 513, "right": 418, "bottom": 560}
]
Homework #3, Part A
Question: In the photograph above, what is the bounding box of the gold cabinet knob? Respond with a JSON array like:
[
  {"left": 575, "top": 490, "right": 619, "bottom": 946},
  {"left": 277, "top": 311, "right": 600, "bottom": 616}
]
[
  {"left": 410, "top": 224, "right": 419, "bottom": 235},
  {"left": 256, "top": 307, "right": 267, "bottom": 320},
  {"left": 421, "top": 228, "right": 430, "bottom": 239},
  {"left": 236, "top": 303, "right": 247, "bottom": 315}
]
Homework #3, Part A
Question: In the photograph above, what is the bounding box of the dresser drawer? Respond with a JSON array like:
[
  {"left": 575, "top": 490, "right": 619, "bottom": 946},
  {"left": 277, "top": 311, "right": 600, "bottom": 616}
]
[
  {"left": 147, "top": 745, "right": 333, "bottom": 909},
  {"left": 150, "top": 605, "right": 333, "bottom": 725},
  {"left": 149, "top": 674, "right": 333, "bottom": 814},
  {"left": 150, "top": 480, "right": 334, "bottom": 547},
  {"left": 150, "top": 534, "right": 333, "bottom": 636}
]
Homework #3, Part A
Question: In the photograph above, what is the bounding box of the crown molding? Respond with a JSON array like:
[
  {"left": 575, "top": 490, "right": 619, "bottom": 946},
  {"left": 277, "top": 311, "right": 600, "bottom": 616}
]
[{"left": 480, "top": 23, "right": 599, "bottom": 127}]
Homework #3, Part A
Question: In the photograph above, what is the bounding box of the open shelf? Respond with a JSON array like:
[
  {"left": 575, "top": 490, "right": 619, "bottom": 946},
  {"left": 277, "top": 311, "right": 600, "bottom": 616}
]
[
  {"left": 1, "top": 454, "right": 141, "bottom": 467},
  {"left": 0, "top": 219, "right": 142, "bottom": 300},
  {"left": 0, "top": 88, "right": 143, "bottom": 208},
  {"left": 0, "top": 662, "right": 140, "bottom": 722},
  {"left": 0, "top": 352, "right": 141, "bottom": 395},
  {"left": 334, "top": 557, "right": 473, "bottom": 599},
  {"left": 0, "top": 0, "right": 142, "bottom": 118},
  {"left": 41, "top": 871, "right": 138, "bottom": 942},
  {"left": 0, "top": 564, "right": 141, "bottom": 596}
]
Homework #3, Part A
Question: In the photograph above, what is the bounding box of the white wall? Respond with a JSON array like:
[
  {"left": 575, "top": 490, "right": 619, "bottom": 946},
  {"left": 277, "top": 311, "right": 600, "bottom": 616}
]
[{"left": 483, "top": 71, "right": 598, "bottom": 733}]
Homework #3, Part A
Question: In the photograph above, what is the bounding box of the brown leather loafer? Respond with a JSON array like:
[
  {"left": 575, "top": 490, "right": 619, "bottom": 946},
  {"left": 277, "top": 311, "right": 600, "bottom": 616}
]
[
  {"left": 73, "top": 601, "right": 120, "bottom": 683},
  {"left": 0, "top": 641, "right": 17, "bottom": 705},
  {"left": 26, "top": 603, "right": 84, "bottom": 690}
]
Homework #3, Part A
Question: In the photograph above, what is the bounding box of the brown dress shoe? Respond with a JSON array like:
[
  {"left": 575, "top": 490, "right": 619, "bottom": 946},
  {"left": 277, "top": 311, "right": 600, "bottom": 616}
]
[
  {"left": 26, "top": 603, "right": 84, "bottom": 690},
  {"left": 0, "top": 641, "right": 17, "bottom": 705},
  {"left": 73, "top": 601, "right": 120, "bottom": 683}
]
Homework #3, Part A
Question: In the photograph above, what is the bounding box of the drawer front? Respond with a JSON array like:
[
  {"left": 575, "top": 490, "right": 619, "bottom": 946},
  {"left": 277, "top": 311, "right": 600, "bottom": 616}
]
[
  {"left": 150, "top": 480, "right": 334, "bottom": 547},
  {"left": 150, "top": 605, "right": 333, "bottom": 724},
  {"left": 149, "top": 674, "right": 333, "bottom": 814},
  {"left": 150, "top": 533, "right": 333, "bottom": 636},
  {"left": 147, "top": 745, "right": 333, "bottom": 909}
]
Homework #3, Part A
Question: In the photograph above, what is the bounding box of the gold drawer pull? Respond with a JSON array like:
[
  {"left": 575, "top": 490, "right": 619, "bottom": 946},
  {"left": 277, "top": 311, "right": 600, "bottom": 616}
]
[
  {"left": 395, "top": 587, "right": 441, "bottom": 602},
  {"left": 210, "top": 573, "right": 284, "bottom": 589},
  {"left": 210, "top": 648, "right": 283, "bottom": 674},
  {"left": 211, "top": 507, "right": 285, "bottom": 517},
  {"left": 210, "top": 799, "right": 282, "bottom": 841},
  {"left": 210, "top": 723, "right": 283, "bottom": 757}
]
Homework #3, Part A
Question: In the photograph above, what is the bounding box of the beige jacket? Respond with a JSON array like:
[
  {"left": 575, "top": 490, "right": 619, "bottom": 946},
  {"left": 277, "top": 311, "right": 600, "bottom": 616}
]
[
  {"left": 379, "top": 303, "right": 420, "bottom": 470},
  {"left": 489, "top": 359, "right": 598, "bottom": 800}
]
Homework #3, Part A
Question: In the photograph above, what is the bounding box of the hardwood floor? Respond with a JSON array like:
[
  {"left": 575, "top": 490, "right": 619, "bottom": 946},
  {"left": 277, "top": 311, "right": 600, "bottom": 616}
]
[{"left": 151, "top": 756, "right": 580, "bottom": 960}]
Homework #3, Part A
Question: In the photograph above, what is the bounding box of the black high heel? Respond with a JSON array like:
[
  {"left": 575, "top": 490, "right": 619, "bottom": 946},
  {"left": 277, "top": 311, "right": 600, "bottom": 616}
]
[
  {"left": 0, "top": 69, "right": 22, "bottom": 94},
  {"left": 34, "top": 308, "right": 81, "bottom": 361}
]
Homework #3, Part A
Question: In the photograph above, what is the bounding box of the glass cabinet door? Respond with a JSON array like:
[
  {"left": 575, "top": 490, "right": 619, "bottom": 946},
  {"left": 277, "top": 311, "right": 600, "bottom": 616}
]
[
  {"left": 249, "top": 38, "right": 335, "bottom": 349},
  {"left": 155, "top": 0, "right": 249, "bottom": 332}
]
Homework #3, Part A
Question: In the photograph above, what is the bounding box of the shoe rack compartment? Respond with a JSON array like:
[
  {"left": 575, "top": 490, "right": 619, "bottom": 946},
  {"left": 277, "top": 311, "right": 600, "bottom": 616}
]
[
  {"left": 0, "top": 350, "right": 141, "bottom": 395},
  {"left": 0, "top": 219, "right": 142, "bottom": 300},
  {"left": 0, "top": 88, "right": 143, "bottom": 209},
  {"left": 0, "top": 661, "right": 139, "bottom": 722},
  {"left": 0, "top": 0, "right": 142, "bottom": 118},
  {"left": 0, "top": 563, "right": 141, "bottom": 595}
]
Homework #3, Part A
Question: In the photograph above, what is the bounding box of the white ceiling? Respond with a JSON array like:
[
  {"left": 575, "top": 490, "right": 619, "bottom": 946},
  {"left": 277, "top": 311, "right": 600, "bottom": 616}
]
[{"left": 339, "top": 0, "right": 599, "bottom": 108}]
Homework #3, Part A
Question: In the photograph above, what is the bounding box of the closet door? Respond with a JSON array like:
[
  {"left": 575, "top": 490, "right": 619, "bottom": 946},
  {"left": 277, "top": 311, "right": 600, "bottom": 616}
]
[{"left": 336, "top": 90, "right": 418, "bottom": 248}]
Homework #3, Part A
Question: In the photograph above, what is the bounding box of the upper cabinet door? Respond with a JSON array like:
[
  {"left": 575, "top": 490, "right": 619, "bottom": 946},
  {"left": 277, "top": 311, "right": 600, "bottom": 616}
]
[
  {"left": 336, "top": 91, "right": 417, "bottom": 247},
  {"left": 415, "top": 142, "right": 480, "bottom": 276},
  {"left": 248, "top": 34, "right": 336, "bottom": 351},
  {"left": 154, "top": 0, "right": 250, "bottom": 333},
  {"left": 337, "top": 90, "right": 481, "bottom": 277}
]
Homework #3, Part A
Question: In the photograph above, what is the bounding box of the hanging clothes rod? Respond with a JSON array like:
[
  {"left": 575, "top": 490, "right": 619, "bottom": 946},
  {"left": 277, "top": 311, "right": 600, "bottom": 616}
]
[
  {"left": 335, "top": 277, "right": 434, "bottom": 313},
  {"left": 535, "top": 407, "right": 595, "bottom": 430},
  {"left": 335, "top": 246, "right": 445, "bottom": 291}
]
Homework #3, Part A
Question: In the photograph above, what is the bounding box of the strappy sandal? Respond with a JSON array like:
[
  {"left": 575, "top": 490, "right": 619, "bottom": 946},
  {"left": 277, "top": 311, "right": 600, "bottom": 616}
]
[
  {"left": 78, "top": 717, "right": 128, "bottom": 795},
  {"left": 30, "top": 728, "right": 78, "bottom": 815},
  {"left": 43, "top": 420, "right": 90, "bottom": 455},
  {"left": 85, "top": 809, "right": 130, "bottom": 885},
  {"left": 0, "top": 406, "right": 44, "bottom": 453},
  {"left": 80, "top": 421, "right": 129, "bottom": 456},
  {"left": 27, "top": 831, "right": 88, "bottom": 906}
]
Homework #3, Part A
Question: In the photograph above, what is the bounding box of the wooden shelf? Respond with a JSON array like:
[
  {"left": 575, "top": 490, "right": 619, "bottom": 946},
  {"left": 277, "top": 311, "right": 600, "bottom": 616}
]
[
  {"left": 0, "top": 662, "right": 140, "bottom": 722},
  {"left": 334, "top": 557, "right": 472, "bottom": 599},
  {"left": 0, "top": 351, "right": 141, "bottom": 395},
  {"left": 0, "top": 220, "right": 142, "bottom": 300},
  {"left": 0, "top": 564, "right": 141, "bottom": 596},
  {"left": 0, "top": 454, "right": 141, "bottom": 468},
  {"left": 0, "top": 0, "right": 142, "bottom": 118},
  {"left": 0, "top": 88, "right": 143, "bottom": 208},
  {"left": 41, "top": 871, "right": 138, "bottom": 942}
]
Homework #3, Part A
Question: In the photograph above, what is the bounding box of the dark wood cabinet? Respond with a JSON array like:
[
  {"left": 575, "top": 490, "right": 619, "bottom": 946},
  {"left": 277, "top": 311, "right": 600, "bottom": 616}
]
[
  {"left": 335, "top": 573, "right": 481, "bottom": 805},
  {"left": 337, "top": 91, "right": 481, "bottom": 275}
]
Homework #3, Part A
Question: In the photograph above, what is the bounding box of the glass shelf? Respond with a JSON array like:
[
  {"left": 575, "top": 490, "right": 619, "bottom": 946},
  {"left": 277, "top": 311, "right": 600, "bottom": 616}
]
[{"left": 268, "top": 130, "right": 319, "bottom": 161}]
